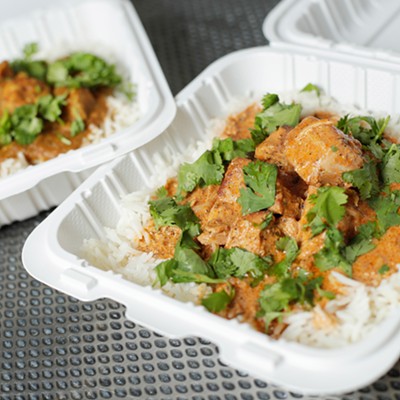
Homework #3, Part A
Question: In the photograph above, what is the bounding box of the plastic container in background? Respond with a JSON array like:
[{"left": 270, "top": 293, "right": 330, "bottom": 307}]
[
  {"left": 0, "top": 0, "right": 175, "bottom": 226},
  {"left": 22, "top": 0, "right": 400, "bottom": 395}
]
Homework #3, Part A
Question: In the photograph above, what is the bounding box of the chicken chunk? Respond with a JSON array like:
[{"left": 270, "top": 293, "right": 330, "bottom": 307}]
[
  {"left": 269, "top": 172, "right": 304, "bottom": 219},
  {"left": 60, "top": 87, "right": 97, "bottom": 123},
  {"left": 225, "top": 211, "right": 269, "bottom": 256},
  {"left": 0, "top": 61, "right": 13, "bottom": 79},
  {"left": 197, "top": 158, "right": 250, "bottom": 246},
  {"left": 284, "top": 116, "right": 363, "bottom": 186},
  {"left": 255, "top": 126, "right": 293, "bottom": 172},
  {"left": 184, "top": 184, "right": 219, "bottom": 225},
  {"left": 136, "top": 221, "right": 181, "bottom": 260},
  {"left": 352, "top": 226, "right": 400, "bottom": 287},
  {"left": 0, "top": 72, "right": 50, "bottom": 114},
  {"left": 221, "top": 104, "right": 261, "bottom": 140}
]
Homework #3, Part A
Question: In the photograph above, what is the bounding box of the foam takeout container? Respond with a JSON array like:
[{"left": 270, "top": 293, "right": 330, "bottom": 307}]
[
  {"left": 22, "top": 0, "right": 400, "bottom": 395},
  {"left": 0, "top": 0, "right": 175, "bottom": 226}
]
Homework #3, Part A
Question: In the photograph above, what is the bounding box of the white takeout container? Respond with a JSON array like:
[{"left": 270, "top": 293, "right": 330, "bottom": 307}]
[
  {"left": 0, "top": 0, "right": 175, "bottom": 226},
  {"left": 22, "top": 0, "right": 400, "bottom": 395}
]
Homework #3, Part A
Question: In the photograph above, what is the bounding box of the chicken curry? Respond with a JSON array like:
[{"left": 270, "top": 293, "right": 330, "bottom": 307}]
[
  {"left": 135, "top": 88, "right": 400, "bottom": 337},
  {"left": 0, "top": 43, "right": 132, "bottom": 166}
]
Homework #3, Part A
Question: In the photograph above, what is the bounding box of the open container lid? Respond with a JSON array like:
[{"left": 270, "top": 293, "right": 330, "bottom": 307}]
[
  {"left": 264, "top": 0, "right": 400, "bottom": 63},
  {"left": 0, "top": 0, "right": 176, "bottom": 199}
]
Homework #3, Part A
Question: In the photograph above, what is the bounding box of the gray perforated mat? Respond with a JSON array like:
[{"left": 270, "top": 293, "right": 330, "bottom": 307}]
[{"left": 1, "top": 0, "right": 400, "bottom": 399}]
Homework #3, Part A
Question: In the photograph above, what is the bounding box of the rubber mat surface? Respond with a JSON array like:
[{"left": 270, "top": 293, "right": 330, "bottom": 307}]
[{"left": 1, "top": 0, "right": 400, "bottom": 399}]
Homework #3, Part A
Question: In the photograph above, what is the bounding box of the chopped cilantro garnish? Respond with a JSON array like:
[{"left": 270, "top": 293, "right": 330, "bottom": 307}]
[
  {"left": 381, "top": 144, "right": 400, "bottom": 185},
  {"left": 176, "top": 138, "right": 255, "bottom": 198},
  {"left": 258, "top": 274, "right": 322, "bottom": 329},
  {"left": 251, "top": 93, "right": 302, "bottom": 145},
  {"left": 237, "top": 160, "right": 277, "bottom": 215},
  {"left": 209, "top": 247, "right": 271, "bottom": 280},
  {"left": 202, "top": 287, "right": 235, "bottom": 313},
  {"left": 314, "top": 228, "right": 352, "bottom": 276},
  {"left": 337, "top": 115, "right": 390, "bottom": 148},
  {"left": 368, "top": 190, "right": 400, "bottom": 234},
  {"left": 70, "top": 116, "right": 85, "bottom": 137},
  {"left": 301, "top": 83, "right": 320, "bottom": 96},
  {"left": 11, "top": 42, "right": 47, "bottom": 81},
  {"left": 257, "top": 212, "right": 273, "bottom": 230},
  {"left": 37, "top": 94, "right": 67, "bottom": 122},
  {"left": 149, "top": 197, "right": 200, "bottom": 239},
  {"left": 10, "top": 104, "right": 43, "bottom": 145},
  {"left": 344, "top": 221, "right": 377, "bottom": 263},
  {"left": 176, "top": 150, "right": 225, "bottom": 197},
  {"left": 211, "top": 137, "right": 255, "bottom": 161},
  {"left": 56, "top": 133, "right": 72, "bottom": 146},
  {"left": 306, "top": 187, "right": 348, "bottom": 236},
  {"left": 0, "top": 110, "right": 12, "bottom": 146},
  {"left": 342, "top": 160, "right": 380, "bottom": 200},
  {"left": 378, "top": 264, "right": 390, "bottom": 275},
  {"left": 316, "top": 286, "right": 335, "bottom": 300},
  {"left": 331, "top": 146, "right": 338, "bottom": 152},
  {"left": 155, "top": 247, "right": 218, "bottom": 287},
  {"left": 47, "top": 52, "right": 122, "bottom": 89},
  {"left": 23, "top": 43, "right": 39, "bottom": 60},
  {"left": 270, "top": 237, "right": 299, "bottom": 278},
  {"left": 155, "top": 186, "right": 169, "bottom": 199},
  {"left": 0, "top": 94, "right": 71, "bottom": 146}
]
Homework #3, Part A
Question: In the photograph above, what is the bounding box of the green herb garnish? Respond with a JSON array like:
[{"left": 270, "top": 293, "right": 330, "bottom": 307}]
[
  {"left": 209, "top": 247, "right": 271, "bottom": 280},
  {"left": 202, "top": 287, "right": 235, "bottom": 313},
  {"left": 301, "top": 83, "right": 320, "bottom": 96},
  {"left": 342, "top": 160, "right": 380, "bottom": 200},
  {"left": 237, "top": 160, "right": 278, "bottom": 215},
  {"left": 251, "top": 93, "right": 302, "bottom": 145},
  {"left": 306, "top": 187, "right": 348, "bottom": 236}
]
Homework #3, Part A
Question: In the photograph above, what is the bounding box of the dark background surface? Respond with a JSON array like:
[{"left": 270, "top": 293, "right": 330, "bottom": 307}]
[{"left": 1, "top": 0, "right": 400, "bottom": 399}]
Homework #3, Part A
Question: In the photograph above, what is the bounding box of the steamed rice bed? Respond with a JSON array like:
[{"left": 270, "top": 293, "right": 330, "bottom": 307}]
[{"left": 83, "top": 88, "right": 400, "bottom": 349}]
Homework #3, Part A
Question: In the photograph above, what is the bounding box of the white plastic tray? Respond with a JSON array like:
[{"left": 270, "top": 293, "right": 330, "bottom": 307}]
[
  {"left": 264, "top": 0, "right": 400, "bottom": 63},
  {"left": 0, "top": 0, "right": 175, "bottom": 226},
  {"left": 22, "top": 45, "right": 400, "bottom": 395}
]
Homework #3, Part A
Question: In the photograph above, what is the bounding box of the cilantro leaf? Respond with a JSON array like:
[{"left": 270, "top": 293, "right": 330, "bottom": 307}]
[
  {"left": 344, "top": 221, "right": 377, "bottom": 263},
  {"left": 257, "top": 212, "right": 273, "bottom": 230},
  {"left": 301, "top": 83, "right": 320, "bottom": 96},
  {"left": 209, "top": 247, "right": 271, "bottom": 280},
  {"left": 37, "top": 94, "right": 67, "bottom": 122},
  {"left": 70, "top": 116, "right": 85, "bottom": 137},
  {"left": 155, "top": 245, "right": 217, "bottom": 287},
  {"left": 270, "top": 237, "right": 299, "bottom": 278},
  {"left": 337, "top": 115, "right": 389, "bottom": 147},
  {"left": 10, "top": 104, "right": 43, "bottom": 145},
  {"left": 381, "top": 144, "right": 400, "bottom": 185},
  {"left": 342, "top": 160, "right": 380, "bottom": 200},
  {"left": 368, "top": 191, "right": 400, "bottom": 234},
  {"left": 202, "top": 287, "right": 235, "bottom": 313},
  {"left": 10, "top": 43, "right": 47, "bottom": 81},
  {"left": 177, "top": 150, "right": 225, "bottom": 197},
  {"left": 314, "top": 228, "right": 352, "bottom": 276},
  {"left": 149, "top": 197, "right": 200, "bottom": 238},
  {"left": 258, "top": 275, "right": 321, "bottom": 329},
  {"left": 47, "top": 52, "right": 122, "bottom": 89},
  {"left": 23, "top": 43, "right": 39, "bottom": 60},
  {"left": 0, "top": 110, "right": 12, "bottom": 146},
  {"left": 237, "top": 160, "right": 278, "bottom": 215},
  {"left": 306, "top": 187, "right": 348, "bottom": 235},
  {"left": 251, "top": 94, "right": 302, "bottom": 145},
  {"left": 378, "top": 265, "right": 390, "bottom": 275},
  {"left": 211, "top": 137, "right": 255, "bottom": 161}
]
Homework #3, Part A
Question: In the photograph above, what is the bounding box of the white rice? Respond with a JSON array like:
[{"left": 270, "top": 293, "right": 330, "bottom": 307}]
[{"left": 82, "top": 89, "right": 400, "bottom": 347}]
